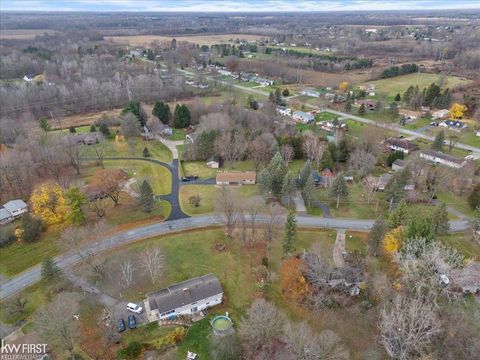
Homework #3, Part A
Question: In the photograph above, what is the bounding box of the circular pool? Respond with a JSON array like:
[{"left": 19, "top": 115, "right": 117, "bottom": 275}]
[{"left": 211, "top": 315, "right": 233, "bottom": 336}]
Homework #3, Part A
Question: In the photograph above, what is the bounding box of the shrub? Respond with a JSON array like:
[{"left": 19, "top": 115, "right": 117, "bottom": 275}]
[
  {"left": 0, "top": 225, "right": 16, "bottom": 247},
  {"left": 188, "top": 195, "right": 201, "bottom": 207},
  {"left": 19, "top": 214, "right": 44, "bottom": 242},
  {"left": 143, "top": 147, "right": 151, "bottom": 157},
  {"left": 69, "top": 126, "right": 76, "bottom": 133},
  {"left": 90, "top": 124, "right": 96, "bottom": 132}
]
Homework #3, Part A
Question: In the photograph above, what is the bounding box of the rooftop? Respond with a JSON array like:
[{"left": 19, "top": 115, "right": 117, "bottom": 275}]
[
  {"left": 386, "top": 137, "right": 419, "bottom": 151},
  {"left": 420, "top": 149, "right": 465, "bottom": 165},
  {"left": 147, "top": 274, "right": 223, "bottom": 314},
  {"left": 216, "top": 171, "right": 256, "bottom": 182},
  {"left": 3, "top": 199, "right": 27, "bottom": 213}
]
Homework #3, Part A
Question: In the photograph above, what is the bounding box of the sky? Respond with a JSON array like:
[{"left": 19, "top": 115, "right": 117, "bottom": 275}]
[{"left": 1, "top": 0, "right": 480, "bottom": 12}]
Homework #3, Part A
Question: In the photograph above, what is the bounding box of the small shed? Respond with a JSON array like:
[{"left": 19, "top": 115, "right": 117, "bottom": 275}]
[{"left": 206, "top": 159, "right": 220, "bottom": 169}]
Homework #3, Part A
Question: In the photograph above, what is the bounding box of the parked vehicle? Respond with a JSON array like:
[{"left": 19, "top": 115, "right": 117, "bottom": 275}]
[
  {"left": 181, "top": 177, "right": 191, "bottom": 182},
  {"left": 126, "top": 303, "right": 143, "bottom": 314},
  {"left": 117, "top": 319, "right": 126, "bottom": 332},
  {"left": 128, "top": 315, "right": 137, "bottom": 329}
]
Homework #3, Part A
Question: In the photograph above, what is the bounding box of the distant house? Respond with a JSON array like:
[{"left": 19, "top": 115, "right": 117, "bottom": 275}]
[
  {"left": 438, "top": 120, "right": 467, "bottom": 132},
  {"left": 432, "top": 109, "right": 450, "bottom": 120},
  {"left": 392, "top": 159, "right": 407, "bottom": 172},
  {"left": 145, "top": 274, "right": 223, "bottom": 322},
  {"left": 0, "top": 199, "right": 28, "bottom": 224},
  {"left": 300, "top": 88, "right": 320, "bottom": 98},
  {"left": 206, "top": 159, "right": 220, "bottom": 169},
  {"left": 276, "top": 106, "right": 292, "bottom": 116},
  {"left": 185, "top": 133, "right": 199, "bottom": 144},
  {"left": 161, "top": 127, "right": 173, "bottom": 137},
  {"left": 292, "top": 111, "right": 314, "bottom": 124},
  {"left": 399, "top": 109, "right": 422, "bottom": 122},
  {"left": 451, "top": 262, "right": 480, "bottom": 294},
  {"left": 252, "top": 77, "right": 273, "bottom": 86},
  {"left": 420, "top": 150, "right": 467, "bottom": 169},
  {"left": 377, "top": 174, "right": 414, "bottom": 191},
  {"left": 355, "top": 99, "right": 376, "bottom": 111},
  {"left": 319, "top": 120, "right": 347, "bottom": 132},
  {"left": 216, "top": 171, "right": 256, "bottom": 185},
  {"left": 385, "top": 138, "right": 419, "bottom": 154}
]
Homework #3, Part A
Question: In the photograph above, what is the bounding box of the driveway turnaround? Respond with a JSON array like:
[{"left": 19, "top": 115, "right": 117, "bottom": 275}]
[{"left": 0, "top": 214, "right": 469, "bottom": 300}]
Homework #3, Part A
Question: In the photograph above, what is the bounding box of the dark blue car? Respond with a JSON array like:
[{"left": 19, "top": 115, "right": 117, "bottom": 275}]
[
  {"left": 117, "top": 319, "right": 126, "bottom": 333},
  {"left": 128, "top": 315, "right": 137, "bottom": 329}
]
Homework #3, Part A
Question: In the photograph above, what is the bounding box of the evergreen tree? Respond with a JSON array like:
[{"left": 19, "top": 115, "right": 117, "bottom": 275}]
[
  {"left": 468, "top": 183, "right": 480, "bottom": 210},
  {"left": 139, "top": 180, "right": 154, "bottom": 213},
  {"left": 328, "top": 172, "right": 348, "bottom": 209},
  {"left": 388, "top": 199, "right": 409, "bottom": 228},
  {"left": 431, "top": 130, "right": 445, "bottom": 151},
  {"left": 403, "top": 85, "right": 416, "bottom": 104},
  {"left": 337, "top": 138, "right": 350, "bottom": 162},
  {"left": 297, "top": 160, "right": 312, "bottom": 189},
  {"left": 344, "top": 100, "right": 352, "bottom": 113},
  {"left": 90, "top": 124, "right": 96, "bottom": 132},
  {"left": 368, "top": 217, "right": 387, "bottom": 257},
  {"left": 321, "top": 148, "right": 334, "bottom": 170},
  {"left": 99, "top": 122, "right": 110, "bottom": 136},
  {"left": 143, "top": 147, "right": 151, "bottom": 157},
  {"left": 423, "top": 83, "right": 441, "bottom": 107},
  {"left": 394, "top": 93, "right": 401, "bottom": 102},
  {"left": 173, "top": 104, "right": 191, "bottom": 128},
  {"left": 302, "top": 175, "right": 316, "bottom": 207},
  {"left": 152, "top": 101, "right": 171, "bottom": 124},
  {"left": 281, "top": 171, "right": 297, "bottom": 206},
  {"left": 20, "top": 213, "right": 43, "bottom": 243},
  {"left": 406, "top": 217, "right": 434, "bottom": 243},
  {"left": 122, "top": 101, "right": 146, "bottom": 126},
  {"left": 257, "top": 168, "right": 272, "bottom": 195},
  {"left": 65, "top": 187, "right": 87, "bottom": 226},
  {"left": 69, "top": 126, "right": 76, "bottom": 133},
  {"left": 39, "top": 117, "right": 51, "bottom": 132},
  {"left": 283, "top": 211, "right": 297, "bottom": 256},
  {"left": 385, "top": 169, "right": 409, "bottom": 210},
  {"left": 358, "top": 103, "right": 366, "bottom": 115},
  {"left": 267, "top": 152, "right": 287, "bottom": 197},
  {"left": 41, "top": 255, "right": 61, "bottom": 281},
  {"left": 431, "top": 202, "right": 449, "bottom": 235},
  {"left": 274, "top": 88, "right": 283, "bottom": 105}
]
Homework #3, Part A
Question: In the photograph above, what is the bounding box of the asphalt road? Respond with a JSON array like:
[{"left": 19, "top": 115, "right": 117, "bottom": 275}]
[{"left": 0, "top": 215, "right": 469, "bottom": 300}]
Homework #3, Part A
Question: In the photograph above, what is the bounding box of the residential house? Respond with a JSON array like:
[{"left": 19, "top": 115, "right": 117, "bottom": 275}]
[
  {"left": 355, "top": 99, "right": 376, "bottom": 111},
  {"left": 399, "top": 109, "right": 422, "bottom": 122},
  {"left": 300, "top": 88, "right": 321, "bottom": 98},
  {"left": 161, "top": 127, "right": 173, "bottom": 137},
  {"left": 216, "top": 171, "right": 256, "bottom": 185},
  {"left": 145, "top": 274, "right": 223, "bottom": 322},
  {"left": 420, "top": 150, "right": 467, "bottom": 169},
  {"left": 276, "top": 106, "right": 292, "bottom": 116},
  {"left": 377, "top": 174, "right": 414, "bottom": 191},
  {"left": 185, "top": 133, "right": 199, "bottom": 144},
  {"left": 319, "top": 120, "right": 347, "bottom": 132},
  {"left": 292, "top": 111, "right": 314, "bottom": 124},
  {"left": 451, "top": 262, "right": 480, "bottom": 294},
  {"left": 432, "top": 109, "right": 450, "bottom": 120},
  {"left": 316, "top": 169, "right": 334, "bottom": 188},
  {"left": 324, "top": 93, "right": 336, "bottom": 100},
  {"left": 206, "top": 159, "right": 220, "bottom": 169},
  {"left": 0, "top": 199, "right": 28, "bottom": 224},
  {"left": 438, "top": 120, "right": 468, "bottom": 132},
  {"left": 385, "top": 138, "right": 419, "bottom": 154},
  {"left": 331, "top": 95, "right": 347, "bottom": 104},
  {"left": 392, "top": 159, "right": 407, "bottom": 172}
]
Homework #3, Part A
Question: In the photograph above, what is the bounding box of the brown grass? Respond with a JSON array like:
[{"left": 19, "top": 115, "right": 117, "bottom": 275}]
[
  {"left": 0, "top": 29, "right": 60, "bottom": 39},
  {"left": 106, "top": 33, "right": 267, "bottom": 47}
]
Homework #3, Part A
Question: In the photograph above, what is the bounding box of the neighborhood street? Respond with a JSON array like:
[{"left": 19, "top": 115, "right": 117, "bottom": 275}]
[{"left": 0, "top": 214, "right": 469, "bottom": 300}]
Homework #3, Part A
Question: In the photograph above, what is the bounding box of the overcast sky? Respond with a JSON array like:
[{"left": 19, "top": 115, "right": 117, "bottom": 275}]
[{"left": 2, "top": 0, "right": 480, "bottom": 12}]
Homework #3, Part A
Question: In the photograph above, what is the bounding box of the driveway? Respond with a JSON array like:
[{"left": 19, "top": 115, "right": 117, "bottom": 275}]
[{"left": 333, "top": 229, "right": 346, "bottom": 268}]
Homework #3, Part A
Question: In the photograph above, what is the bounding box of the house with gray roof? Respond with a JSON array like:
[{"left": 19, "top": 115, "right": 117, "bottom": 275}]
[
  {"left": 0, "top": 199, "right": 28, "bottom": 224},
  {"left": 144, "top": 274, "right": 223, "bottom": 322}
]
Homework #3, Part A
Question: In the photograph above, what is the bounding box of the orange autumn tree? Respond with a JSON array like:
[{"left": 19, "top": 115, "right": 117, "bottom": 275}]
[{"left": 280, "top": 257, "right": 311, "bottom": 304}]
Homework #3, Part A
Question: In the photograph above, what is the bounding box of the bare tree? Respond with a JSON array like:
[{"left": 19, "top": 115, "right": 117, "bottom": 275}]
[
  {"left": 238, "top": 299, "right": 286, "bottom": 355},
  {"left": 263, "top": 203, "right": 283, "bottom": 247},
  {"left": 280, "top": 144, "right": 294, "bottom": 164},
  {"left": 93, "top": 136, "right": 106, "bottom": 169},
  {"left": 283, "top": 321, "right": 349, "bottom": 360},
  {"left": 215, "top": 129, "right": 245, "bottom": 168},
  {"left": 379, "top": 294, "right": 441, "bottom": 360},
  {"left": 348, "top": 149, "right": 376, "bottom": 178},
  {"left": 34, "top": 292, "right": 81, "bottom": 357},
  {"left": 138, "top": 248, "right": 165, "bottom": 284},
  {"left": 246, "top": 196, "right": 265, "bottom": 242},
  {"left": 363, "top": 175, "right": 381, "bottom": 204},
  {"left": 302, "top": 135, "right": 325, "bottom": 170},
  {"left": 120, "top": 112, "right": 141, "bottom": 155},
  {"left": 120, "top": 259, "right": 134, "bottom": 288},
  {"left": 215, "top": 185, "right": 238, "bottom": 237},
  {"left": 248, "top": 136, "right": 272, "bottom": 171},
  {"left": 64, "top": 136, "right": 85, "bottom": 175}
]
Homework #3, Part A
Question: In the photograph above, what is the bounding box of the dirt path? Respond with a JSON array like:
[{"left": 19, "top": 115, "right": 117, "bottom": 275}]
[{"left": 333, "top": 229, "right": 346, "bottom": 268}]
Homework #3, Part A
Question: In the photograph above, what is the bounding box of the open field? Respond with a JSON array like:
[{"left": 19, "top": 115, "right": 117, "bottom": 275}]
[
  {"left": 361, "top": 73, "right": 471, "bottom": 100},
  {"left": 106, "top": 33, "right": 266, "bottom": 47},
  {"left": 0, "top": 29, "right": 60, "bottom": 39}
]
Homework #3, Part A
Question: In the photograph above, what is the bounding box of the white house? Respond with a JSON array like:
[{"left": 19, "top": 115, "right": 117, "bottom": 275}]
[
  {"left": 145, "top": 274, "right": 223, "bottom": 322},
  {"left": 0, "top": 199, "right": 28, "bottom": 224},
  {"left": 432, "top": 109, "right": 450, "bottom": 120},
  {"left": 420, "top": 150, "right": 466, "bottom": 169},
  {"left": 206, "top": 159, "right": 220, "bottom": 169},
  {"left": 292, "top": 111, "right": 315, "bottom": 124},
  {"left": 276, "top": 106, "right": 292, "bottom": 116},
  {"left": 300, "top": 88, "right": 320, "bottom": 98}
]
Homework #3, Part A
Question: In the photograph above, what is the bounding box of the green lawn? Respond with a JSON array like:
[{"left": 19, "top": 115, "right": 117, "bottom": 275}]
[
  {"left": 439, "top": 232, "right": 480, "bottom": 260},
  {"left": 170, "top": 129, "right": 186, "bottom": 141},
  {"left": 411, "top": 137, "right": 471, "bottom": 159},
  {"left": 182, "top": 161, "right": 217, "bottom": 178},
  {"left": 424, "top": 126, "right": 480, "bottom": 148},
  {"left": 122, "top": 321, "right": 176, "bottom": 344},
  {"left": 437, "top": 191, "right": 475, "bottom": 219},
  {"left": 361, "top": 73, "right": 471, "bottom": 101}
]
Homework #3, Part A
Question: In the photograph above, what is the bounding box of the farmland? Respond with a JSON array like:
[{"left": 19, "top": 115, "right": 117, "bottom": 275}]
[
  {"left": 106, "top": 33, "right": 267, "bottom": 46},
  {"left": 0, "top": 29, "right": 60, "bottom": 39}
]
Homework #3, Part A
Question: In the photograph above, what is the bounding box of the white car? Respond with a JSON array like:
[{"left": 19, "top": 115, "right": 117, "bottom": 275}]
[{"left": 126, "top": 303, "right": 143, "bottom": 314}]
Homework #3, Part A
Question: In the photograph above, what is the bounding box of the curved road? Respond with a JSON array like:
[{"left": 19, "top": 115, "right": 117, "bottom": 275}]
[{"left": 0, "top": 214, "right": 469, "bottom": 300}]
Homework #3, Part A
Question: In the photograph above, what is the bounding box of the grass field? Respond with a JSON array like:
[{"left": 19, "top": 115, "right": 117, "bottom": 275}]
[
  {"left": 362, "top": 73, "right": 471, "bottom": 101},
  {"left": 0, "top": 29, "right": 60, "bottom": 39},
  {"left": 106, "top": 33, "right": 266, "bottom": 46}
]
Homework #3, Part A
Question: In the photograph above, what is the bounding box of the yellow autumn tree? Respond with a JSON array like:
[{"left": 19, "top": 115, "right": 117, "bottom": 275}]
[
  {"left": 449, "top": 103, "right": 467, "bottom": 119},
  {"left": 339, "top": 81, "right": 350, "bottom": 92},
  {"left": 30, "top": 183, "right": 68, "bottom": 225},
  {"left": 383, "top": 226, "right": 405, "bottom": 255}
]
